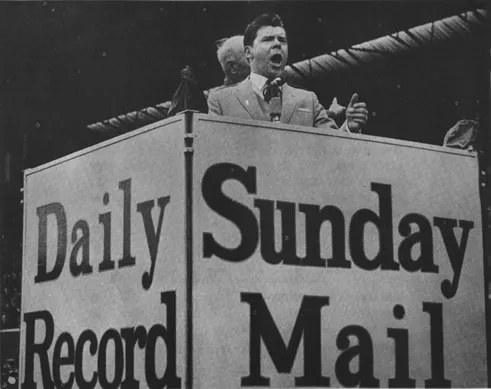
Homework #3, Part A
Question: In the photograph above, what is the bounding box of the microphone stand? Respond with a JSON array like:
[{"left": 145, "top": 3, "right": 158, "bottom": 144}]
[{"left": 268, "top": 77, "right": 285, "bottom": 122}]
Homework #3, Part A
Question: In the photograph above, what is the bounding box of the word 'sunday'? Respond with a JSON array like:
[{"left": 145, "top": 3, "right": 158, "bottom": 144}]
[{"left": 202, "top": 163, "right": 474, "bottom": 299}]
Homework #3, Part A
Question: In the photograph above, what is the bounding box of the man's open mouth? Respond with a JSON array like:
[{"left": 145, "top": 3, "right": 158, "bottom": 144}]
[{"left": 270, "top": 53, "right": 283, "bottom": 65}]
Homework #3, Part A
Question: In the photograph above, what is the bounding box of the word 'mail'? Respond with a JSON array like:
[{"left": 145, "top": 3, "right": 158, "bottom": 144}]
[{"left": 241, "top": 293, "right": 449, "bottom": 388}]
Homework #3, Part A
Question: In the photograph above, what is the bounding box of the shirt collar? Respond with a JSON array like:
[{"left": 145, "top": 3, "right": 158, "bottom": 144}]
[{"left": 250, "top": 72, "right": 269, "bottom": 99}]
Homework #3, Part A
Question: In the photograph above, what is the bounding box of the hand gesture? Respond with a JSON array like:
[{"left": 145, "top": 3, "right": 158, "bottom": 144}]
[
  {"left": 327, "top": 97, "right": 346, "bottom": 119},
  {"left": 346, "top": 93, "right": 368, "bottom": 133}
]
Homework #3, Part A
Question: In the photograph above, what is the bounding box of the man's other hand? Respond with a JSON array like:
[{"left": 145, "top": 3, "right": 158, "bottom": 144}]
[
  {"left": 346, "top": 93, "right": 368, "bottom": 133},
  {"left": 327, "top": 97, "right": 346, "bottom": 119}
]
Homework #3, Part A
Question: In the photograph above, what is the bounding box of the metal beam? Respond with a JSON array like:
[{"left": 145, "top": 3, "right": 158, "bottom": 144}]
[{"left": 283, "top": 8, "right": 487, "bottom": 85}]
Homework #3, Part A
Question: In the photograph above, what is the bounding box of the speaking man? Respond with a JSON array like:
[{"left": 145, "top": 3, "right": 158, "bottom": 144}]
[{"left": 208, "top": 13, "right": 368, "bottom": 132}]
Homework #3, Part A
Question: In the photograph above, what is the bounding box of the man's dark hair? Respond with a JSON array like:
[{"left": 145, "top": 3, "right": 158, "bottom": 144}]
[{"left": 243, "top": 13, "right": 284, "bottom": 48}]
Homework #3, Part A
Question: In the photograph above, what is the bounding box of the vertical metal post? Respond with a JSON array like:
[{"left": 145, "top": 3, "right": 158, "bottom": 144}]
[{"left": 184, "top": 110, "right": 194, "bottom": 389}]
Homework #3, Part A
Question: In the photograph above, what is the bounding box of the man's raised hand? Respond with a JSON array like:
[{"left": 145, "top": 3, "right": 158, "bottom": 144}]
[
  {"left": 346, "top": 93, "right": 368, "bottom": 133},
  {"left": 327, "top": 97, "right": 346, "bottom": 119}
]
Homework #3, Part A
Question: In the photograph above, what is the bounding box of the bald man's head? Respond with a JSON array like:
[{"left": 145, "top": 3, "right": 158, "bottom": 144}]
[{"left": 216, "top": 35, "right": 250, "bottom": 86}]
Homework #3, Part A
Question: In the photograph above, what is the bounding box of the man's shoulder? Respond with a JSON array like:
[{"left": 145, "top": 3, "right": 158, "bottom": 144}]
[
  {"left": 208, "top": 81, "right": 243, "bottom": 99},
  {"left": 284, "top": 83, "right": 317, "bottom": 105},
  {"left": 210, "top": 84, "right": 236, "bottom": 93},
  {"left": 285, "top": 82, "right": 314, "bottom": 96}
]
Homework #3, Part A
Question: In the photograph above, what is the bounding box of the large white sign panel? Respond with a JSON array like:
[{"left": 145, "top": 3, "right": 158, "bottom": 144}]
[
  {"left": 20, "top": 118, "right": 187, "bottom": 389},
  {"left": 192, "top": 115, "right": 487, "bottom": 388},
  {"left": 20, "top": 113, "right": 487, "bottom": 388}
]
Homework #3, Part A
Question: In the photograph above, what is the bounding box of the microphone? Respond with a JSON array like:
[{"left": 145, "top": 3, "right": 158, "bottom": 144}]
[
  {"left": 268, "top": 76, "right": 285, "bottom": 122},
  {"left": 270, "top": 96, "right": 281, "bottom": 122},
  {"left": 270, "top": 76, "right": 286, "bottom": 88}
]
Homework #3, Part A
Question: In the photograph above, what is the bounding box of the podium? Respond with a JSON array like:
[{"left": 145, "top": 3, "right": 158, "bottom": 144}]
[{"left": 20, "top": 112, "right": 488, "bottom": 388}]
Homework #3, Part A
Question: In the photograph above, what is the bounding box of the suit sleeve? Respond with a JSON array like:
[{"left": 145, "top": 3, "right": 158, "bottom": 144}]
[
  {"left": 207, "top": 91, "right": 222, "bottom": 116},
  {"left": 312, "top": 92, "right": 350, "bottom": 132}
]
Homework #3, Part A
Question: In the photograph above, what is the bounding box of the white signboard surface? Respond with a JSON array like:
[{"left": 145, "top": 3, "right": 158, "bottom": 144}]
[
  {"left": 20, "top": 118, "right": 186, "bottom": 389},
  {"left": 20, "top": 114, "right": 487, "bottom": 388},
  {"left": 192, "top": 116, "right": 487, "bottom": 388}
]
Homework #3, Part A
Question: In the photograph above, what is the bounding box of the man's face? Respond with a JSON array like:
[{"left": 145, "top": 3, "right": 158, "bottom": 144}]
[
  {"left": 246, "top": 26, "right": 288, "bottom": 79},
  {"left": 227, "top": 54, "right": 250, "bottom": 83}
]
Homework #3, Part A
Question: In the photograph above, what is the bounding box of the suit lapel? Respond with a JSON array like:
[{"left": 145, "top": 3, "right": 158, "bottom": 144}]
[
  {"left": 281, "top": 84, "right": 298, "bottom": 124},
  {"left": 235, "top": 78, "right": 269, "bottom": 121}
]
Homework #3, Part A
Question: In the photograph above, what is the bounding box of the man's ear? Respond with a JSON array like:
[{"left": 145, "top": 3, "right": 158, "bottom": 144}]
[
  {"left": 225, "top": 60, "right": 236, "bottom": 74},
  {"left": 244, "top": 46, "right": 253, "bottom": 62}
]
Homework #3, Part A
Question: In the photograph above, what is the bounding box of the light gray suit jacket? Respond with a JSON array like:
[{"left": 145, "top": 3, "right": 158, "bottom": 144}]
[{"left": 207, "top": 78, "right": 348, "bottom": 131}]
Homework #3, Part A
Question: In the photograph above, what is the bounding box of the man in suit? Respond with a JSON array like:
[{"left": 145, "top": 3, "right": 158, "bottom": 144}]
[{"left": 208, "top": 13, "right": 368, "bottom": 132}]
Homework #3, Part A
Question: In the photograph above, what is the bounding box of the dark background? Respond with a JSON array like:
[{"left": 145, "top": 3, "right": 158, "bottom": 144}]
[
  {"left": 1, "top": 1, "right": 488, "bottom": 163},
  {"left": 0, "top": 1, "right": 489, "bottom": 387}
]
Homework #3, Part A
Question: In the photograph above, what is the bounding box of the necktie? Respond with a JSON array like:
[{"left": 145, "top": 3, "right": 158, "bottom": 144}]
[
  {"left": 263, "top": 80, "right": 282, "bottom": 122},
  {"left": 263, "top": 80, "right": 281, "bottom": 103}
]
